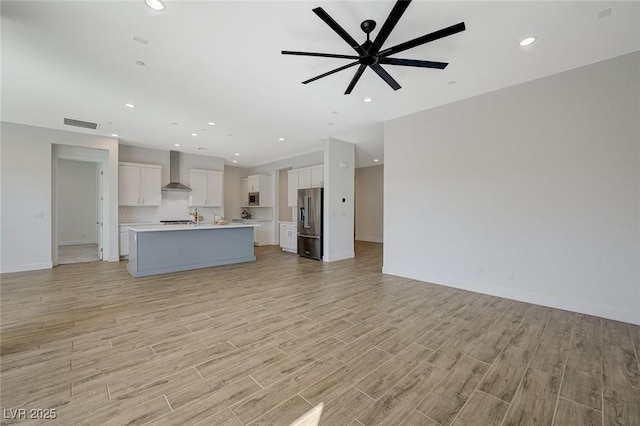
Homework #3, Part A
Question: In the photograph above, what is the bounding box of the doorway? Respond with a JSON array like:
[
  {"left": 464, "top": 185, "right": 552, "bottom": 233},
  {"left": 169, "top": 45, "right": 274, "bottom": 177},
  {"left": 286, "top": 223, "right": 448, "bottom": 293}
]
[
  {"left": 53, "top": 145, "right": 108, "bottom": 265},
  {"left": 55, "top": 159, "right": 101, "bottom": 264}
]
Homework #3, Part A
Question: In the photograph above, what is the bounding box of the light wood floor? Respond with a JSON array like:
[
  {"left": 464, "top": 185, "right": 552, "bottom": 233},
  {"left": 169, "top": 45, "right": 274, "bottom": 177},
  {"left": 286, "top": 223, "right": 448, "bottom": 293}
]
[
  {"left": 1, "top": 242, "right": 638, "bottom": 426},
  {"left": 57, "top": 244, "right": 100, "bottom": 265}
]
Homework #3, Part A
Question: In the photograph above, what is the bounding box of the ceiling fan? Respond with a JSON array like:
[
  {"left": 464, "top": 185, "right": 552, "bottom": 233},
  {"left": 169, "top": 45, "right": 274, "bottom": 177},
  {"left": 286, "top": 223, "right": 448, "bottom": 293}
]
[{"left": 282, "top": 0, "right": 465, "bottom": 95}]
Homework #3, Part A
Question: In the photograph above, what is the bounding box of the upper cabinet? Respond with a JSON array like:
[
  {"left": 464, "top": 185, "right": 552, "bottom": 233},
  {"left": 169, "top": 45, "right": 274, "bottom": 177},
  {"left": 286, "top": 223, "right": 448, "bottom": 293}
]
[
  {"left": 287, "top": 164, "right": 323, "bottom": 206},
  {"left": 242, "top": 175, "right": 272, "bottom": 207},
  {"left": 240, "top": 178, "right": 249, "bottom": 207},
  {"left": 189, "top": 169, "right": 223, "bottom": 207},
  {"left": 311, "top": 166, "right": 324, "bottom": 188},
  {"left": 287, "top": 170, "right": 298, "bottom": 208},
  {"left": 119, "top": 162, "right": 162, "bottom": 206},
  {"left": 247, "top": 175, "right": 269, "bottom": 193}
]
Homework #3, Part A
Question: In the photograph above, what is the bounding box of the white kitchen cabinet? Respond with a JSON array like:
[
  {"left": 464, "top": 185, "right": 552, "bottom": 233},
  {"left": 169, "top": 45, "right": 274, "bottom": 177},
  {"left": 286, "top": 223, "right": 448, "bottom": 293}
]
[
  {"left": 189, "top": 169, "right": 223, "bottom": 207},
  {"left": 119, "top": 162, "right": 162, "bottom": 206},
  {"left": 287, "top": 165, "right": 323, "bottom": 206},
  {"left": 246, "top": 221, "right": 271, "bottom": 245},
  {"left": 256, "top": 224, "right": 271, "bottom": 245},
  {"left": 287, "top": 170, "right": 298, "bottom": 207},
  {"left": 298, "top": 169, "right": 312, "bottom": 190},
  {"left": 119, "top": 226, "right": 129, "bottom": 257},
  {"left": 311, "top": 166, "right": 324, "bottom": 188},
  {"left": 242, "top": 175, "right": 272, "bottom": 207},
  {"left": 279, "top": 222, "right": 297, "bottom": 253},
  {"left": 240, "top": 178, "right": 249, "bottom": 207}
]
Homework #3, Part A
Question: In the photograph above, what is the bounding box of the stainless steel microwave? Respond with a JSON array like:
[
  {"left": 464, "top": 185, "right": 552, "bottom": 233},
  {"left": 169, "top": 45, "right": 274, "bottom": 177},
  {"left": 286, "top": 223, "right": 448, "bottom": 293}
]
[{"left": 248, "top": 192, "right": 259, "bottom": 206}]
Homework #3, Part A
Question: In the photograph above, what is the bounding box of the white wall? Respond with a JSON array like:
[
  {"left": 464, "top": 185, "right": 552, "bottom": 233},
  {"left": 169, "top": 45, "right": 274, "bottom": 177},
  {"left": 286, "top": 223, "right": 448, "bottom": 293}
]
[
  {"left": 224, "top": 165, "right": 247, "bottom": 220},
  {"left": 278, "top": 169, "right": 292, "bottom": 222},
  {"left": 384, "top": 52, "right": 640, "bottom": 325},
  {"left": 355, "top": 165, "right": 383, "bottom": 243},
  {"left": 323, "top": 138, "right": 355, "bottom": 262},
  {"left": 118, "top": 145, "right": 225, "bottom": 223},
  {"left": 0, "top": 122, "right": 119, "bottom": 272},
  {"left": 57, "top": 159, "right": 98, "bottom": 245}
]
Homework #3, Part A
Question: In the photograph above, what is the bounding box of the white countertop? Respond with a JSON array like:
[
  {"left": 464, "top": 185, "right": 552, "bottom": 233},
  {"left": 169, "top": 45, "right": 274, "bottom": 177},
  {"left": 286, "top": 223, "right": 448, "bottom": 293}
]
[{"left": 127, "top": 223, "right": 259, "bottom": 232}]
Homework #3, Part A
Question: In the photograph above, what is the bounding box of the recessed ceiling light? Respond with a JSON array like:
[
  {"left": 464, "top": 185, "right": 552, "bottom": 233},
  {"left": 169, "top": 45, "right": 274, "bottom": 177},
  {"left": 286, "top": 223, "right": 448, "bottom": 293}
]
[
  {"left": 132, "top": 36, "right": 148, "bottom": 45},
  {"left": 234, "top": 153, "right": 240, "bottom": 156},
  {"left": 197, "top": 147, "right": 206, "bottom": 150},
  {"left": 111, "top": 133, "right": 118, "bottom": 137},
  {"left": 278, "top": 137, "right": 284, "bottom": 141},
  {"left": 332, "top": 111, "right": 338, "bottom": 114},
  {"left": 174, "top": 143, "right": 181, "bottom": 147},
  {"left": 200, "top": 128, "right": 207, "bottom": 131},
  {"left": 363, "top": 97, "right": 373, "bottom": 103},
  {"left": 519, "top": 37, "right": 536, "bottom": 47},
  {"left": 208, "top": 122, "right": 216, "bottom": 126},
  {"left": 328, "top": 123, "right": 333, "bottom": 125},
  {"left": 226, "top": 134, "right": 233, "bottom": 137},
  {"left": 448, "top": 80, "right": 456, "bottom": 85},
  {"left": 232, "top": 160, "right": 237, "bottom": 163},
  {"left": 374, "top": 159, "right": 379, "bottom": 162},
  {"left": 191, "top": 133, "right": 198, "bottom": 137},
  {"left": 145, "top": 0, "right": 166, "bottom": 12},
  {"left": 597, "top": 8, "right": 612, "bottom": 19},
  {"left": 169, "top": 122, "right": 179, "bottom": 125},
  {"left": 124, "top": 103, "right": 136, "bottom": 108},
  {"left": 136, "top": 61, "right": 145, "bottom": 66}
]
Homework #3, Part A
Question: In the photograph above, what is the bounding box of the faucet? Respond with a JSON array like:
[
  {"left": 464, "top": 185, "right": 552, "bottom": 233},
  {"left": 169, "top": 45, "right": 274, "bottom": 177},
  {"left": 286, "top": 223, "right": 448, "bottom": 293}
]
[{"left": 191, "top": 208, "right": 200, "bottom": 225}]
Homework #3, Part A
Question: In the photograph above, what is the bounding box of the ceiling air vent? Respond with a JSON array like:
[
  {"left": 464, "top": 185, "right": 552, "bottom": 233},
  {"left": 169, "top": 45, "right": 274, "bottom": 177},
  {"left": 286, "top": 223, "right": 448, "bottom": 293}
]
[{"left": 63, "top": 118, "right": 99, "bottom": 130}]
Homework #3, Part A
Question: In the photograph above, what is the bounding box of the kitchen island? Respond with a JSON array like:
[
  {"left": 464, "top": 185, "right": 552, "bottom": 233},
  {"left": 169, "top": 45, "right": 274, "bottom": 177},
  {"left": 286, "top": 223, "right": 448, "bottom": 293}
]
[{"left": 126, "top": 223, "right": 258, "bottom": 277}]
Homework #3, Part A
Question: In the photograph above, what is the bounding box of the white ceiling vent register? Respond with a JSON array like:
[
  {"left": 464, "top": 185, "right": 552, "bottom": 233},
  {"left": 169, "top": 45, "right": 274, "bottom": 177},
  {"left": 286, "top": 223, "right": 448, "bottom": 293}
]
[{"left": 63, "top": 118, "right": 99, "bottom": 130}]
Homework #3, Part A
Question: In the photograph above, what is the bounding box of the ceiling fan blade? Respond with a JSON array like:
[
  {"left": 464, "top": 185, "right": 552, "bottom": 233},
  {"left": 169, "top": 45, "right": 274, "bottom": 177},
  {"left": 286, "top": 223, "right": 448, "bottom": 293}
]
[
  {"left": 378, "top": 22, "right": 466, "bottom": 58},
  {"left": 370, "top": 63, "right": 401, "bottom": 91},
  {"left": 370, "top": 0, "right": 412, "bottom": 55},
  {"left": 313, "top": 7, "right": 366, "bottom": 55},
  {"left": 302, "top": 61, "right": 360, "bottom": 85},
  {"left": 282, "top": 51, "right": 360, "bottom": 60},
  {"left": 345, "top": 64, "right": 367, "bottom": 95},
  {"left": 378, "top": 57, "right": 448, "bottom": 69}
]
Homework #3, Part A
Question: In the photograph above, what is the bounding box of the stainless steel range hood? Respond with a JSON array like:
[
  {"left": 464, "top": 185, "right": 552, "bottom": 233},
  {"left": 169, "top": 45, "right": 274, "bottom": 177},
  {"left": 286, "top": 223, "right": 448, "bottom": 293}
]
[{"left": 162, "top": 150, "right": 192, "bottom": 192}]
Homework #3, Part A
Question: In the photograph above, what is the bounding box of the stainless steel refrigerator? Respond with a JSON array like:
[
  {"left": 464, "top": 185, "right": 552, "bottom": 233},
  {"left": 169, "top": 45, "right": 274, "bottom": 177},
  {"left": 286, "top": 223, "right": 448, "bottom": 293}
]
[{"left": 297, "top": 188, "right": 323, "bottom": 260}]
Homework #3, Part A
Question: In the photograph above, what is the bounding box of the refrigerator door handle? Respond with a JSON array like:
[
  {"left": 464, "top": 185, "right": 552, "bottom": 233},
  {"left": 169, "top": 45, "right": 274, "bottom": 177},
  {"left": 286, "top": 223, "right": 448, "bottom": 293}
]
[
  {"left": 298, "top": 234, "right": 320, "bottom": 239},
  {"left": 303, "top": 196, "right": 310, "bottom": 228}
]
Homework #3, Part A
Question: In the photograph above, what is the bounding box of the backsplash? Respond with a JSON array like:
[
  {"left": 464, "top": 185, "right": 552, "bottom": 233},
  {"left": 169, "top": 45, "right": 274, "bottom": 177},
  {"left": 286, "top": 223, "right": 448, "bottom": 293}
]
[{"left": 119, "top": 191, "right": 223, "bottom": 223}]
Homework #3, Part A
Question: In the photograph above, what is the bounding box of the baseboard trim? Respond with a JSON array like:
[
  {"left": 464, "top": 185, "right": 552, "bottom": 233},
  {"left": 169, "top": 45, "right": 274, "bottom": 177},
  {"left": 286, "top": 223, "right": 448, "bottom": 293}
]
[
  {"left": 355, "top": 237, "right": 383, "bottom": 243},
  {"left": 58, "top": 240, "right": 97, "bottom": 246},
  {"left": 382, "top": 266, "right": 640, "bottom": 325},
  {"left": 324, "top": 252, "right": 355, "bottom": 262},
  {"left": 1, "top": 262, "right": 53, "bottom": 274}
]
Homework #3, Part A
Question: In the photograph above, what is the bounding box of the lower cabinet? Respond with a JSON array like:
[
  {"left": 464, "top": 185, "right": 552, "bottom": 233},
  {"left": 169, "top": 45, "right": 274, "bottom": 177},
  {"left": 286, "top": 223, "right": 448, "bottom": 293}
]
[
  {"left": 248, "top": 221, "right": 271, "bottom": 246},
  {"left": 279, "top": 223, "right": 297, "bottom": 253},
  {"left": 119, "top": 226, "right": 129, "bottom": 257}
]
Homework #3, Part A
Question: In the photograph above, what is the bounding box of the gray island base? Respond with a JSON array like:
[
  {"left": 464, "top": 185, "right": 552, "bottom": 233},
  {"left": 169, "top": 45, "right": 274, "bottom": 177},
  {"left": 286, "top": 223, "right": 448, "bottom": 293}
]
[{"left": 126, "top": 224, "right": 258, "bottom": 277}]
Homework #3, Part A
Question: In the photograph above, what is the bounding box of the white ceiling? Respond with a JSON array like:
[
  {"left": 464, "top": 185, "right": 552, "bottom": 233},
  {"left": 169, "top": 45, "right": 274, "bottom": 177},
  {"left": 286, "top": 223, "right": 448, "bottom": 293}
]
[{"left": 2, "top": 1, "right": 638, "bottom": 168}]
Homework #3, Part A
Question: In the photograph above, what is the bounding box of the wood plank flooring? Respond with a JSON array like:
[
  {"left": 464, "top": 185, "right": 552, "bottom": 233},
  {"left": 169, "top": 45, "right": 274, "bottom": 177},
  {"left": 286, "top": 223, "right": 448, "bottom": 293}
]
[
  {"left": 1, "top": 242, "right": 638, "bottom": 425},
  {"left": 56, "top": 244, "right": 99, "bottom": 264}
]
